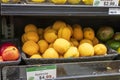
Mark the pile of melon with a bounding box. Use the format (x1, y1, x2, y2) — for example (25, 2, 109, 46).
(21, 20, 108, 59)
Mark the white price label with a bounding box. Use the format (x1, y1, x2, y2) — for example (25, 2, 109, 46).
(93, 0, 119, 6)
(26, 65, 56, 80)
(109, 8, 120, 15)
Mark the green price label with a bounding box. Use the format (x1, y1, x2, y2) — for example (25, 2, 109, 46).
(26, 65, 57, 80)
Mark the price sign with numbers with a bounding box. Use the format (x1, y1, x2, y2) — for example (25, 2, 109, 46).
(109, 8, 120, 15)
(26, 65, 56, 80)
(93, 0, 119, 6)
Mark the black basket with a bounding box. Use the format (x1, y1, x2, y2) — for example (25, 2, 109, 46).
(1, 60, 120, 80)
(21, 47, 118, 65)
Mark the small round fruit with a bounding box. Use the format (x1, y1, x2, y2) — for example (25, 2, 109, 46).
(80, 39, 93, 45)
(25, 31, 39, 42)
(51, 0, 67, 4)
(42, 48, 59, 58)
(52, 20, 66, 31)
(53, 38, 71, 55)
(22, 40, 39, 56)
(83, 27, 95, 40)
(92, 37, 99, 46)
(38, 39, 49, 54)
(0, 42, 16, 56)
(24, 24, 37, 33)
(30, 54, 42, 58)
(64, 47, 79, 58)
(44, 29, 57, 43)
(82, 0, 93, 5)
(78, 43, 94, 57)
(68, 0, 80, 4)
(94, 44, 107, 55)
(2, 0, 9, 3)
(31, 0, 45, 3)
(2, 46, 20, 61)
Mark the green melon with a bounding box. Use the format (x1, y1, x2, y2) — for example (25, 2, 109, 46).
(97, 26, 114, 42)
(106, 40, 120, 50)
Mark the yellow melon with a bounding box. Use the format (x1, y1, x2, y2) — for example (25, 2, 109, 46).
(80, 39, 93, 45)
(78, 43, 94, 57)
(94, 44, 107, 55)
(42, 48, 59, 58)
(68, 0, 80, 4)
(53, 38, 71, 55)
(64, 46, 79, 58)
(31, 0, 45, 2)
(30, 54, 42, 58)
(51, 0, 67, 4)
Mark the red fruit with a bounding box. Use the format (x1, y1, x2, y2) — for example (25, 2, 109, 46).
(0, 42, 15, 56)
(2, 46, 20, 61)
(0, 56, 3, 62)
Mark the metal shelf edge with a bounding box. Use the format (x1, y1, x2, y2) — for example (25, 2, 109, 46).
(1, 4, 120, 16)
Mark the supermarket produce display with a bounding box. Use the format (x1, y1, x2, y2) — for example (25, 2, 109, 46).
(19, 20, 118, 64)
(1, 0, 120, 79)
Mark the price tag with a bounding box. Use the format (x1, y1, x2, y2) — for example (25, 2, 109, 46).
(109, 8, 120, 15)
(26, 65, 56, 80)
(93, 0, 119, 6)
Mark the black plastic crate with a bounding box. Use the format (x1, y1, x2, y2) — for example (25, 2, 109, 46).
(2, 60, 120, 80)
(21, 47, 118, 65)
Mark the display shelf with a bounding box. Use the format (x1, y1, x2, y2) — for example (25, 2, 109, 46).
(1, 4, 120, 16)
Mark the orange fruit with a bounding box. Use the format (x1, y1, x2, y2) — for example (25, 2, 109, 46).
(73, 24, 83, 40)
(24, 24, 37, 33)
(38, 39, 49, 54)
(52, 20, 66, 31)
(22, 40, 39, 56)
(44, 29, 57, 43)
(92, 37, 99, 46)
(94, 44, 107, 55)
(83, 27, 95, 40)
(26, 31, 39, 42)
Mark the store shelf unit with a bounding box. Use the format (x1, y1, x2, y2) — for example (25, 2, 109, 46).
(1, 2, 120, 80)
(1, 4, 120, 16)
